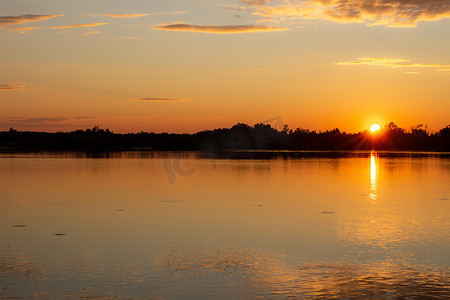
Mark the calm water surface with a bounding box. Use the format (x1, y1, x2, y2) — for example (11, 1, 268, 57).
(1, 151, 449, 299)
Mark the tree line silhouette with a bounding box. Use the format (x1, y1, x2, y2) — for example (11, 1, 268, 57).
(1, 122, 449, 151)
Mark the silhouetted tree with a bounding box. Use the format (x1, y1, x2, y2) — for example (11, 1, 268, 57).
(0, 122, 448, 151)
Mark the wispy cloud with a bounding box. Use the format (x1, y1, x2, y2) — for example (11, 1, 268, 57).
(105, 13, 150, 18)
(221, 5, 253, 13)
(238, 0, 450, 27)
(0, 83, 27, 90)
(0, 117, 86, 129)
(104, 11, 186, 18)
(153, 11, 187, 15)
(10, 117, 68, 124)
(51, 22, 107, 29)
(155, 23, 287, 33)
(239, 0, 271, 5)
(1, 117, 68, 127)
(0, 14, 63, 27)
(0, 116, 97, 128)
(135, 97, 191, 102)
(337, 57, 450, 70)
(82, 30, 100, 36)
(5, 26, 40, 33)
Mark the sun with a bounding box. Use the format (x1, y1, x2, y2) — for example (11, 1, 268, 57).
(370, 124, 381, 133)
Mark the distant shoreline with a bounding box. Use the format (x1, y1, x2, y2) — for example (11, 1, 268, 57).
(1, 122, 449, 152)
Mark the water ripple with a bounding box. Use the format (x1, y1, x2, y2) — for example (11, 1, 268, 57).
(161, 247, 450, 299)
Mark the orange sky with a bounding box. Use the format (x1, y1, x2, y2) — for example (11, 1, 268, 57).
(1, 0, 449, 133)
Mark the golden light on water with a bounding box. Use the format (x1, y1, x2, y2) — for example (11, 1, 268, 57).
(370, 151, 378, 201)
(370, 124, 381, 133)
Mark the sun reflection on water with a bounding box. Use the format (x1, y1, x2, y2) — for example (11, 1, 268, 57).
(160, 247, 450, 299)
(370, 151, 378, 202)
(1, 152, 449, 299)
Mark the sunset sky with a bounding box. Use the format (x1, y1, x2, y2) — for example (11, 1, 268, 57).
(1, 0, 449, 133)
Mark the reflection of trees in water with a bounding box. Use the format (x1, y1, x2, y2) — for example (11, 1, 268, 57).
(162, 247, 450, 299)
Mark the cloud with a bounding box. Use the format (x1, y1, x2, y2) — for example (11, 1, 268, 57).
(51, 22, 107, 29)
(151, 11, 187, 15)
(104, 11, 186, 18)
(221, 5, 253, 13)
(337, 57, 450, 69)
(4, 117, 68, 124)
(82, 30, 100, 35)
(0, 116, 94, 128)
(135, 97, 191, 102)
(239, 0, 271, 5)
(241, 0, 450, 27)
(0, 83, 27, 90)
(5, 26, 40, 33)
(0, 117, 83, 128)
(105, 13, 150, 18)
(0, 14, 63, 27)
(155, 23, 287, 33)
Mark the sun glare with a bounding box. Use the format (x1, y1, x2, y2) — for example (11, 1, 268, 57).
(370, 124, 381, 133)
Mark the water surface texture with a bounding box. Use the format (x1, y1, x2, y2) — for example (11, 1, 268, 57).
(1, 151, 449, 299)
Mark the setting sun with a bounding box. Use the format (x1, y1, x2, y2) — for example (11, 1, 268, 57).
(1, 0, 450, 298)
(370, 124, 381, 133)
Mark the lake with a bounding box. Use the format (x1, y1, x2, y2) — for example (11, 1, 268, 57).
(1, 151, 449, 299)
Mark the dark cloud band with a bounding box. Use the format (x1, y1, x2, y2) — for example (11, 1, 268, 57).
(0, 14, 63, 26)
(0, 83, 27, 90)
